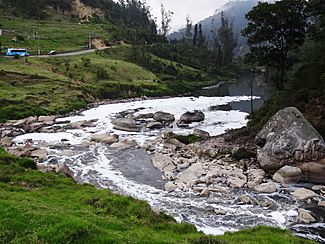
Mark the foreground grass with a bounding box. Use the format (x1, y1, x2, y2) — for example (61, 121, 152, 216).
(0, 148, 314, 243)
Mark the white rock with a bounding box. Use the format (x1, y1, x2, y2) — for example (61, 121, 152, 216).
(298, 208, 316, 224)
(164, 182, 177, 192)
(254, 182, 277, 193)
(291, 188, 317, 200)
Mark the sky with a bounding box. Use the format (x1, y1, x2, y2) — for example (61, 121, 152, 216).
(143, 0, 230, 32)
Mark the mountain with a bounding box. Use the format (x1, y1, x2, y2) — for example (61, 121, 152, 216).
(168, 0, 266, 56)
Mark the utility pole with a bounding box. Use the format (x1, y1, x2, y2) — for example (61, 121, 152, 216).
(36, 31, 40, 55)
(88, 32, 92, 49)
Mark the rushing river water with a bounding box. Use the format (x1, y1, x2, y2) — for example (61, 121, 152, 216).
(14, 75, 325, 242)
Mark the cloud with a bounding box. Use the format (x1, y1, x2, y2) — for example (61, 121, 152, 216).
(143, 0, 229, 31)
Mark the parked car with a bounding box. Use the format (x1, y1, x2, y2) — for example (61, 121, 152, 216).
(48, 50, 56, 55)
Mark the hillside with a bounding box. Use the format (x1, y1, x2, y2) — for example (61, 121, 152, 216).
(168, 0, 268, 56)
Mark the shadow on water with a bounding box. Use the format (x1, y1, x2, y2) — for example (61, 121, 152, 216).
(194, 72, 274, 113)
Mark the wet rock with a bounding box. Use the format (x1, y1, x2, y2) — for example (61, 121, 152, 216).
(214, 209, 226, 215)
(177, 163, 204, 183)
(111, 139, 137, 150)
(318, 201, 325, 207)
(153, 111, 175, 124)
(259, 198, 277, 210)
(292, 188, 317, 200)
(152, 153, 174, 171)
(200, 188, 210, 197)
(30, 149, 48, 161)
(20, 144, 36, 156)
(312, 185, 325, 191)
(29, 122, 46, 132)
(176, 120, 189, 128)
(273, 166, 302, 185)
(254, 182, 277, 193)
(299, 160, 325, 184)
(38, 116, 56, 123)
(256, 107, 325, 172)
(164, 171, 175, 181)
(298, 208, 316, 224)
(193, 129, 210, 140)
(146, 122, 163, 130)
(247, 169, 266, 188)
(112, 118, 141, 132)
(227, 173, 247, 188)
(55, 163, 75, 181)
(239, 195, 257, 205)
(0, 137, 13, 147)
(164, 181, 177, 192)
(135, 113, 154, 119)
(179, 110, 205, 124)
(91, 133, 119, 145)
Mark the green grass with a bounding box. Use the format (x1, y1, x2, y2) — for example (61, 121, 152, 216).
(0, 16, 111, 54)
(0, 147, 315, 243)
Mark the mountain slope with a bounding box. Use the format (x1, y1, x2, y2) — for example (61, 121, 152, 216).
(168, 0, 270, 56)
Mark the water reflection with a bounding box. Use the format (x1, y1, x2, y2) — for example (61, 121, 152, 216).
(195, 72, 274, 113)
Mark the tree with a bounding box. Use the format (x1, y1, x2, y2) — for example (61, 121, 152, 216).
(184, 15, 192, 41)
(242, 0, 309, 88)
(216, 12, 237, 68)
(197, 24, 205, 48)
(160, 3, 173, 36)
(193, 24, 198, 46)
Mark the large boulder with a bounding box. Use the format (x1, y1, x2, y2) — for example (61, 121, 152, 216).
(256, 107, 325, 172)
(273, 166, 302, 185)
(179, 110, 205, 124)
(153, 111, 175, 124)
(112, 118, 141, 132)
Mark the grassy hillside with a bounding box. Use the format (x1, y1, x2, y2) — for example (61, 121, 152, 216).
(0, 147, 314, 243)
(0, 16, 112, 54)
(0, 45, 218, 122)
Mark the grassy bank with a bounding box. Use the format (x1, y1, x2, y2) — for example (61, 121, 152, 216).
(0, 148, 314, 243)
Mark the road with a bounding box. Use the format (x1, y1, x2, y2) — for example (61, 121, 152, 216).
(0, 47, 111, 58)
(34, 47, 110, 58)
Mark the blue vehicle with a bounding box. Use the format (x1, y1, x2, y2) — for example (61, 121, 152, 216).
(6, 48, 29, 57)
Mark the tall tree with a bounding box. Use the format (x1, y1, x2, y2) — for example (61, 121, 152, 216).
(193, 24, 198, 46)
(160, 3, 173, 36)
(242, 0, 309, 88)
(184, 15, 193, 41)
(197, 24, 205, 48)
(216, 12, 237, 68)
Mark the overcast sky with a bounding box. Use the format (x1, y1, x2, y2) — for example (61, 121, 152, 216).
(143, 0, 230, 31)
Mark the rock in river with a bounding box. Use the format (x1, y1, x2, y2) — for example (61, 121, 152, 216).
(291, 188, 317, 200)
(273, 166, 302, 185)
(179, 110, 205, 124)
(256, 107, 325, 172)
(153, 111, 175, 124)
(112, 118, 141, 132)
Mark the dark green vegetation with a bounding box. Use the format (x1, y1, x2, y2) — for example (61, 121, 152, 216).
(164, 132, 204, 145)
(244, 0, 325, 137)
(0, 147, 314, 243)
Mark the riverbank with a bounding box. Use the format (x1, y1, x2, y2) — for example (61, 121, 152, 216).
(0, 96, 324, 242)
(0, 147, 314, 243)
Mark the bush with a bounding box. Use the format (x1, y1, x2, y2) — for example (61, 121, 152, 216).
(232, 148, 255, 161)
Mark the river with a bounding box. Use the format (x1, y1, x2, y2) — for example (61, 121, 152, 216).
(14, 74, 325, 242)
